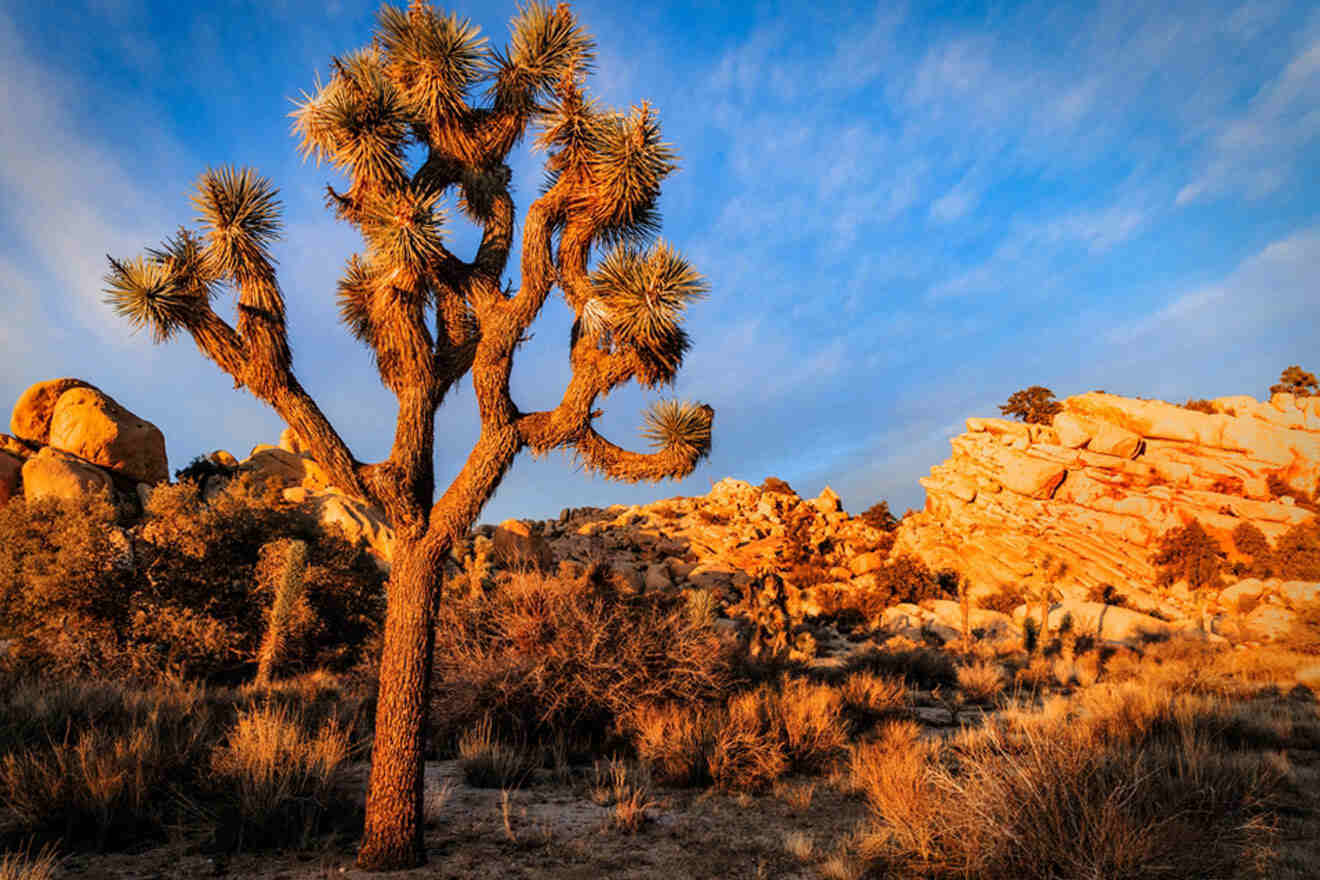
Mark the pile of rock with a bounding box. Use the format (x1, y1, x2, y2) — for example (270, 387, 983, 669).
(894, 392, 1319, 605)
(1, 378, 168, 510)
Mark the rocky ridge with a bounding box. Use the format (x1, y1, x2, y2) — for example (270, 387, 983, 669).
(894, 391, 1319, 604)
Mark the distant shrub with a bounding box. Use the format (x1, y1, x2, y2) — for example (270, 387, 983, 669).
(1274, 518, 1320, 581)
(1270, 364, 1317, 397)
(1182, 399, 1217, 414)
(1210, 475, 1245, 495)
(173, 454, 236, 486)
(1267, 473, 1320, 513)
(999, 386, 1062, 425)
(1151, 520, 1224, 591)
(861, 500, 899, 532)
(759, 476, 797, 496)
(979, 584, 1026, 614)
(1084, 583, 1126, 607)
(850, 554, 953, 619)
(1231, 522, 1275, 579)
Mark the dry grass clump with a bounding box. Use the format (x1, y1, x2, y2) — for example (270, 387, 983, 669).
(707, 690, 790, 792)
(432, 565, 734, 754)
(458, 717, 539, 790)
(589, 760, 656, 832)
(208, 702, 355, 849)
(783, 829, 814, 860)
(628, 702, 712, 787)
(839, 670, 906, 721)
(854, 681, 1287, 879)
(955, 659, 1004, 705)
(0, 848, 57, 880)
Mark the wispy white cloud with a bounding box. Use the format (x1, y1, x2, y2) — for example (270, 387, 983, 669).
(1108, 227, 1320, 344)
(1176, 30, 1320, 204)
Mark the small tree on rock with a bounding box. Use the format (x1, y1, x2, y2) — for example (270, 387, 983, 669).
(999, 386, 1062, 425)
(1151, 520, 1224, 591)
(103, 2, 713, 869)
(1271, 365, 1318, 397)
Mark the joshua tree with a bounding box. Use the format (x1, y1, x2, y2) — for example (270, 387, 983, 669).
(103, 2, 713, 868)
(999, 385, 1063, 425)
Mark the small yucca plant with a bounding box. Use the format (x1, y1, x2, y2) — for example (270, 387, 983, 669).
(255, 539, 310, 688)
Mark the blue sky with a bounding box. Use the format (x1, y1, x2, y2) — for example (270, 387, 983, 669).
(1, 0, 1317, 524)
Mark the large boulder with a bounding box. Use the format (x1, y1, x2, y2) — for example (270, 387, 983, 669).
(46, 386, 168, 485)
(21, 448, 114, 503)
(997, 453, 1067, 499)
(0, 451, 22, 505)
(241, 447, 331, 491)
(10, 378, 95, 446)
(312, 491, 395, 566)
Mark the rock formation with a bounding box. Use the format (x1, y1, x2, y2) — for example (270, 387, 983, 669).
(895, 391, 1319, 602)
(4, 378, 169, 506)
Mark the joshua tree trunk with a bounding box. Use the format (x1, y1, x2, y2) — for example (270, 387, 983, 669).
(359, 538, 440, 869)
(106, 2, 714, 870)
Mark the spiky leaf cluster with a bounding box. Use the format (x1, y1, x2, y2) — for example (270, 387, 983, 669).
(641, 400, 713, 461)
(337, 255, 377, 342)
(584, 104, 674, 243)
(491, 2, 595, 110)
(104, 231, 218, 343)
(360, 184, 447, 275)
(292, 50, 410, 184)
(193, 167, 283, 280)
(377, 4, 487, 127)
(590, 241, 705, 381)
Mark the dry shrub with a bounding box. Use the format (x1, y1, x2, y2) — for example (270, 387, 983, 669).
(956, 660, 1005, 705)
(1274, 519, 1320, 580)
(628, 702, 712, 787)
(772, 678, 850, 774)
(979, 584, 1025, 614)
(0, 676, 368, 853)
(433, 565, 734, 753)
(1151, 519, 1225, 591)
(0, 682, 216, 850)
(208, 702, 354, 849)
(850, 645, 957, 690)
(840, 670, 906, 721)
(0, 481, 383, 682)
(707, 690, 789, 792)
(1183, 399, 1217, 414)
(848, 555, 954, 619)
(852, 721, 940, 862)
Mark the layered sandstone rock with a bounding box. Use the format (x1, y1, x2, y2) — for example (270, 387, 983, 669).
(894, 391, 1319, 604)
